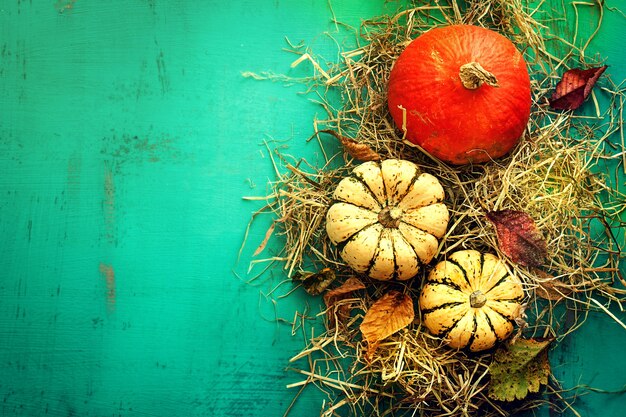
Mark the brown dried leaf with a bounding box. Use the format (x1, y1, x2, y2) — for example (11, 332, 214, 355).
(293, 268, 336, 296)
(360, 291, 414, 356)
(320, 129, 381, 161)
(323, 277, 366, 307)
(324, 277, 366, 328)
(536, 280, 572, 301)
(488, 338, 552, 402)
(549, 65, 608, 110)
(486, 210, 548, 268)
(253, 221, 276, 256)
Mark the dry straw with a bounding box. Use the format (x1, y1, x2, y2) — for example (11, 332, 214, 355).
(244, 0, 626, 416)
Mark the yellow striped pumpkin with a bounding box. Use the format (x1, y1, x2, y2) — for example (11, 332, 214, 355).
(325, 159, 449, 281)
(419, 250, 525, 351)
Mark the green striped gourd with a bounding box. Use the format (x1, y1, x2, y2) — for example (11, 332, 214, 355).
(419, 249, 525, 351)
(325, 159, 449, 281)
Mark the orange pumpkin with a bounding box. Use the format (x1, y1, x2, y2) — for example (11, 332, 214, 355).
(387, 25, 531, 165)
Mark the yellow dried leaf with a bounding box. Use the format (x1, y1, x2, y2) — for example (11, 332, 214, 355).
(360, 291, 414, 356)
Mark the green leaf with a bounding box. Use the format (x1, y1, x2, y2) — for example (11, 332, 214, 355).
(488, 338, 552, 402)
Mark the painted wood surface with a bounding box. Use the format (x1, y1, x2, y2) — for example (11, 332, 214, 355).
(0, 1, 625, 416)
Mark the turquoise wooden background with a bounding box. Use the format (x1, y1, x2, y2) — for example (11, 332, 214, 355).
(1, 1, 625, 416)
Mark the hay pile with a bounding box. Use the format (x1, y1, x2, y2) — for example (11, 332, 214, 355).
(244, 1, 626, 416)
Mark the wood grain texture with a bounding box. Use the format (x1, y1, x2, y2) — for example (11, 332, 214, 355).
(0, 1, 625, 416)
(0, 1, 392, 416)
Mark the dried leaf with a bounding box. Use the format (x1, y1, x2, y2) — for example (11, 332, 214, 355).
(534, 271, 572, 301)
(549, 65, 608, 110)
(320, 129, 381, 161)
(486, 210, 548, 268)
(324, 277, 366, 328)
(253, 221, 276, 256)
(488, 338, 552, 402)
(536, 280, 572, 301)
(323, 277, 366, 307)
(293, 268, 336, 296)
(360, 291, 414, 356)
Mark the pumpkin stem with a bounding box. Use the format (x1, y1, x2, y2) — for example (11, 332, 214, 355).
(459, 62, 499, 90)
(469, 290, 487, 308)
(378, 206, 403, 228)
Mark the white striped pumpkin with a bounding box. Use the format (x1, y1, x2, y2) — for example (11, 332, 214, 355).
(419, 250, 525, 351)
(325, 159, 449, 280)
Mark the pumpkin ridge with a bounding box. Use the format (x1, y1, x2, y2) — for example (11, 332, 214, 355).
(489, 308, 517, 328)
(482, 272, 513, 294)
(329, 199, 379, 214)
(465, 312, 479, 351)
(365, 227, 388, 279)
(397, 201, 449, 236)
(429, 311, 465, 339)
(397, 219, 431, 236)
(397, 223, 439, 264)
(398, 173, 445, 211)
(426, 276, 464, 293)
(391, 243, 401, 280)
(354, 160, 388, 207)
(390, 229, 421, 280)
(446, 258, 474, 290)
(487, 300, 522, 322)
(479, 252, 485, 286)
(390, 232, 414, 280)
(332, 177, 381, 211)
(482, 309, 501, 342)
(490, 296, 525, 304)
(484, 305, 516, 340)
(344, 174, 384, 212)
(393, 169, 423, 206)
(335, 222, 379, 251)
(421, 300, 465, 316)
(380, 160, 419, 206)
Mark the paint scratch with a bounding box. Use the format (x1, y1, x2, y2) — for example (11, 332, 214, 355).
(67, 153, 81, 198)
(55, 0, 78, 13)
(155, 49, 170, 95)
(101, 132, 182, 170)
(102, 163, 116, 245)
(99, 263, 116, 312)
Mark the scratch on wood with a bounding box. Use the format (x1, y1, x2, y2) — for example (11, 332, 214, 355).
(155, 49, 170, 95)
(103, 163, 116, 245)
(67, 153, 81, 198)
(55, 0, 77, 13)
(101, 132, 182, 169)
(146, 0, 157, 15)
(99, 263, 116, 312)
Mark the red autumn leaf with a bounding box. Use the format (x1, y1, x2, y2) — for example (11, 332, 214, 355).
(486, 210, 548, 268)
(549, 65, 607, 110)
